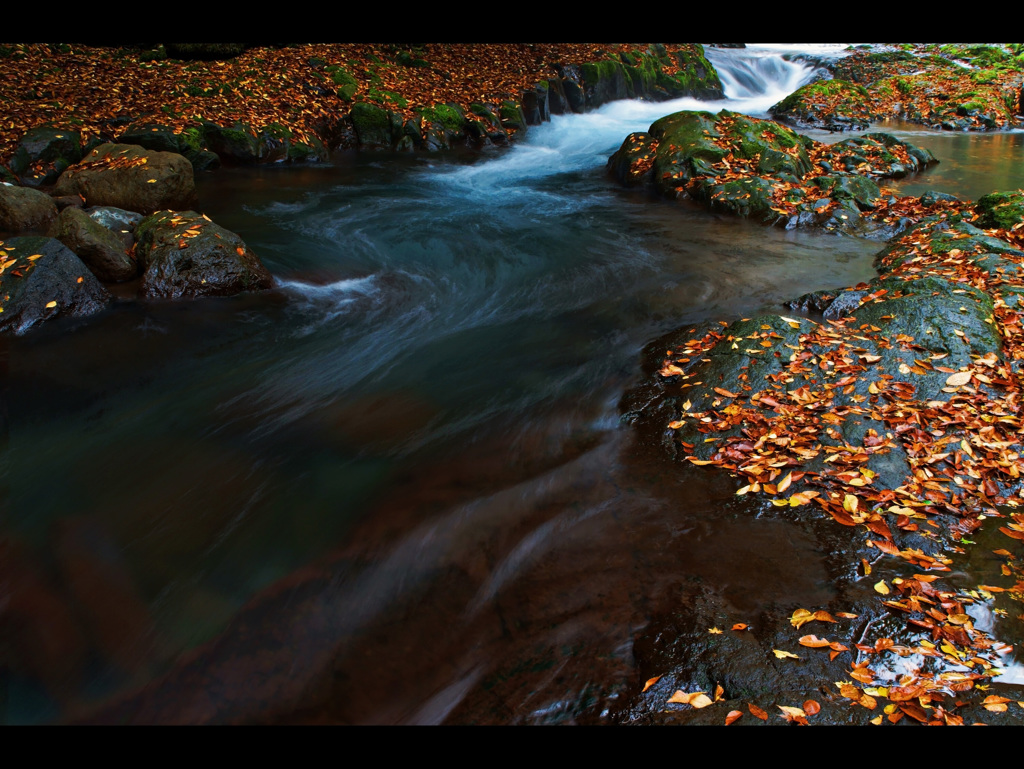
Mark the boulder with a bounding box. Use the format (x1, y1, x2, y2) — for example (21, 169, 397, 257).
(0, 183, 58, 233)
(0, 236, 111, 334)
(134, 210, 273, 299)
(203, 124, 261, 164)
(51, 207, 136, 282)
(770, 79, 875, 130)
(8, 127, 83, 187)
(975, 190, 1024, 230)
(350, 103, 394, 148)
(54, 144, 195, 215)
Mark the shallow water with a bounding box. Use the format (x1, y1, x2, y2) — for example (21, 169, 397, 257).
(3, 45, 1021, 724)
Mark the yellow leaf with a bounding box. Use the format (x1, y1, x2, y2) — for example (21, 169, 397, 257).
(870, 715, 882, 725)
(146, 179, 157, 183)
(709, 627, 723, 634)
(773, 649, 799, 659)
(874, 580, 890, 595)
(778, 705, 806, 718)
(945, 371, 971, 387)
(690, 693, 713, 709)
(45, 300, 57, 308)
(642, 675, 661, 693)
(777, 472, 793, 493)
(790, 609, 814, 629)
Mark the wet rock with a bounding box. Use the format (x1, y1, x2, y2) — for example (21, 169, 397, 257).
(919, 189, 961, 207)
(0, 183, 58, 233)
(52, 195, 85, 211)
(204, 123, 261, 164)
(8, 127, 83, 187)
(606, 132, 658, 186)
(135, 210, 273, 299)
(975, 189, 1024, 230)
(0, 236, 111, 335)
(53, 144, 195, 215)
(51, 206, 136, 282)
(771, 79, 874, 130)
(350, 102, 394, 148)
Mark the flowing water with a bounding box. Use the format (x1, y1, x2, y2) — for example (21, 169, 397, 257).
(3, 45, 1022, 724)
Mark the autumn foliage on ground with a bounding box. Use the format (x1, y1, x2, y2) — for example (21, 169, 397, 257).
(651, 201, 1024, 722)
(0, 42, 704, 163)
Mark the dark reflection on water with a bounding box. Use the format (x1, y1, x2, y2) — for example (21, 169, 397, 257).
(8, 112, 1020, 723)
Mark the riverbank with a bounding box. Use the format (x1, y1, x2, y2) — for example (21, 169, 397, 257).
(0, 42, 721, 169)
(611, 47, 1024, 724)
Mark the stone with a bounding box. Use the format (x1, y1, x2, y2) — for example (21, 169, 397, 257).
(51, 206, 136, 282)
(0, 183, 58, 233)
(0, 236, 111, 334)
(54, 144, 195, 215)
(135, 210, 273, 299)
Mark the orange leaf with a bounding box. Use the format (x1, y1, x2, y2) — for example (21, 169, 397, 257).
(236, 246, 246, 256)
(748, 703, 768, 720)
(725, 710, 742, 725)
(799, 635, 832, 648)
(803, 699, 820, 715)
(642, 675, 661, 693)
(732, 623, 748, 631)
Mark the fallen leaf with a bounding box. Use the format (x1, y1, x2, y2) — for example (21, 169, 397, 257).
(799, 635, 832, 648)
(945, 371, 971, 387)
(725, 710, 742, 725)
(45, 300, 57, 308)
(778, 705, 806, 718)
(732, 623, 748, 631)
(803, 699, 821, 715)
(709, 627, 723, 634)
(773, 649, 799, 659)
(748, 703, 768, 720)
(642, 675, 661, 693)
(874, 580, 890, 595)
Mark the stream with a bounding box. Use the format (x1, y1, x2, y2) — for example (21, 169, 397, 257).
(4, 44, 1023, 724)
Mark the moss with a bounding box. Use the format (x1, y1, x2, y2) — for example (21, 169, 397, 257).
(326, 65, 358, 88)
(418, 103, 465, 132)
(975, 190, 1024, 229)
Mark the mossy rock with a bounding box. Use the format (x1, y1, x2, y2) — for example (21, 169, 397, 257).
(770, 79, 873, 129)
(812, 173, 881, 210)
(975, 190, 1024, 230)
(499, 100, 527, 132)
(699, 176, 776, 219)
(607, 132, 658, 186)
(418, 103, 466, 133)
(326, 65, 358, 88)
(204, 124, 261, 164)
(9, 127, 83, 187)
(350, 102, 393, 148)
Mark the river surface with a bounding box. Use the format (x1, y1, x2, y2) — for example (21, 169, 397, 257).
(4, 45, 1022, 724)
